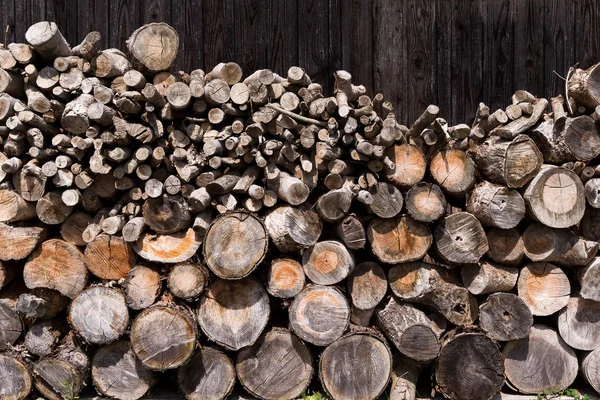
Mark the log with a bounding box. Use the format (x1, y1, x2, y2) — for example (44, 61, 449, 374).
(581, 348, 600, 395)
(13, 163, 47, 202)
(434, 212, 489, 264)
(36, 191, 73, 225)
(0, 354, 32, 400)
(267, 258, 305, 299)
(316, 188, 353, 222)
(479, 292, 533, 341)
(369, 181, 404, 218)
(466, 181, 525, 229)
(25, 21, 71, 60)
(0, 261, 17, 290)
(347, 261, 387, 315)
(127, 23, 179, 73)
(236, 329, 313, 400)
(177, 348, 236, 400)
(0, 69, 23, 97)
(203, 211, 268, 279)
(503, 324, 577, 394)
(92, 49, 131, 78)
(335, 215, 366, 249)
(486, 228, 524, 266)
(302, 240, 354, 285)
(167, 262, 208, 301)
(130, 304, 196, 370)
(367, 215, 432, 264)
(133, 228, 201, 263)
(461, 261, 518, 295)
(68, 286, 129, 344)
(557, 296, 600, 351)
(289, 285, 350, 346)
(24, 239, 87, 298)
(430, 149, 476, 196)
(585, 177, 600, 207)
(522, 222, 598, 266)
(142, 195, 192, 234)
(523, 165, 585, 228)
(16, 288, 69, 319)
(319, 329, 392, 400)
(122, 265, 161, 310)
(24, 319, 62, 357)
(0, 223, 45, 261)
(375, 297, 440, 362)
(32, 358, 83, 400)
(389, 355, 422, 400)
(0, 189, 36, 222)
(567, 61, 600, 108)
(517, 262, 570, 316)
(389, 262, 478, 325)
(434, 330, 504, 400)
(473, 134, 543, 188)
(84, 235, 135, 280)
(383, 144, 427, 188)
(61, 93, 95, 134)
(197, 278, 269, 351)
(579, 257, 600, 302)
(582, 208, 600, 242)
(405, 182, 446, 223)
(92, 340, 155, 400)
(0, 298, 22, 351)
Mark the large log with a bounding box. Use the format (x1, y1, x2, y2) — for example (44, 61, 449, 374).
(367, 215, 432, 264)
(384, 144, 427, 188)
(127, 23, 179, 74)
(466, 181, 525, 229)
(430, 149, 476, 196)
(25, 21, 71, 60)
(177, 348, 236, 400)
(479, 292, 533, 341)
(557, 296, 600, 351)
(433, 212, 488, 264)
(0, 354, 32, 400)
(517, 263, 570, 316)
(84, 235, 136, 280)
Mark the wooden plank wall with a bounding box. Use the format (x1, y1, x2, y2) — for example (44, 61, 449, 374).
(1, 0, 599, 125)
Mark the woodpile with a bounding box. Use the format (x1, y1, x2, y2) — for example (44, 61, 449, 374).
(2, 20, 600, 400)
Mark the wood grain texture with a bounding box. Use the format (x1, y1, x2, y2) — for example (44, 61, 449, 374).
(513, 0, 544, 97)
(298, 0, 329, 94)
(177, 348, 235, 400)
(171, 0, 202, 72)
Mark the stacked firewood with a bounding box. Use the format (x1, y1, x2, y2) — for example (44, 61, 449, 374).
(2, 20, 600, 400)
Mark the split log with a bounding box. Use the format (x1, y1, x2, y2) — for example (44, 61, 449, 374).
(133, 228, 202, 263)
(16, 288, 69, 319)
(557, 296, 600, 351)
(0, 189, 36, 222)
(461, 261, 518, 295)
(127, 23, 179, 74)
(0, 354, 32, 400)
(466, 181, 525, 229)
(384, 144, 427, 188)
(581, 348, 600, 395)
(579, 258, 600, 302)
(319, 330, 392, 400)
(472, 134, 543, 188)
(142, 195, 192, 234)
(479, 292, 533, 341)
(433, 212, 488, 264)
(503, 324, 578, 394)
(32, 358, 83, 400)
(367, 215, 432, 264)
(130, 304, 196, 370)
(0, 299, 22, 351)
(267, 258, 305, 299)
(486, 228, 524, 266)
(302, 240, 354, 285)
(522, 223, 598, 266)
(24, 319, 62, 357)
(434, 330, 504, 400)
(24, 239, 88, 298)
(92, 340, 155, 400)
(203, 211, 268, 279)
(389, 262, 478, 326)
(25, 21, 71, 60)
(0, 223, 45, 261)
(167, 262, 208, 301)
(177, 348, 236, 400)
(289, 285, 349, 346)
(375, 297, 440, 362)
(68, 286, 129, 344)
(84, 235, 135, 280)
(517, 263, 570, 316)
(236, 329, 313, 400)
(122, 265, 161, 310)
(405, 182, 446, 223)
(523, 165, 585, 228)
(430, 149, 476, 196)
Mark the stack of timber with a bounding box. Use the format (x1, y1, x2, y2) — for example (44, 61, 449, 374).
(2, 20, 600, 400)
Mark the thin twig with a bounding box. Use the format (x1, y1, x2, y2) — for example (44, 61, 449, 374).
(265, 103, 327, 127)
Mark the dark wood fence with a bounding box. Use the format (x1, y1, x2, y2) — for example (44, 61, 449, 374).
(1, 0, 599, 125)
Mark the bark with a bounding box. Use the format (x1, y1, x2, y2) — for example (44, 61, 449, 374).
(0, 299, 22, 351)
(16, 288, 68, 320)
(567, 61, 600, 109)
(24, 319, 62, 357)
(461, 261, 518, 295)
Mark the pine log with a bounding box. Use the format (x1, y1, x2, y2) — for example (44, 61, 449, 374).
(522, 222, 598, 266)
(0, 299, 22, 351)
(523, 165, 585, 228)
(236, 329, 313, 400)
(581, 348, 600, 395)
(133, 228, 201, 263)
(430, 149, 476, 196)
(375, 297, 440, 362)
(142, 195, 192, 234)
(466, 181, 525, 229)
(24, 239, 87, 298)
(289, 285, 349, 346)
(503, 324, 577, 394)
(177, 348, 236, 400)
(405, 182, 446, 223)
(319, 330, 392, 400)
(68, 286, 129, 344)
(24, 319, 62, 357)
(335, 215, 366, 249)
(84, 234, 135, 280)
(367, 215, 432, 264)
(473, 134, 543, 188)
(434, 212, 488, 264)
(479, 292, 533, 341)
(434, 330, 504, 400)
(16, 288, 69, 319)
(267, 258, 305, 298)
(122, 265, 161, 310)
(168, 262, 208, 301)
(517, 262, 570, 316)
(197, 278, 269, 350)
(389, 262, 478, 325)
(127, 23, 179, 73)
(32, 358, 83, 400)
(579, 257, 600, 302)
(384, 144, 427, 188)
(302, 240, 354, 285)
(557, 296, 600, 351)
(486, 228, 524, 266)
(0, 223, 45, 261)
(0, 354, 32, 400)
